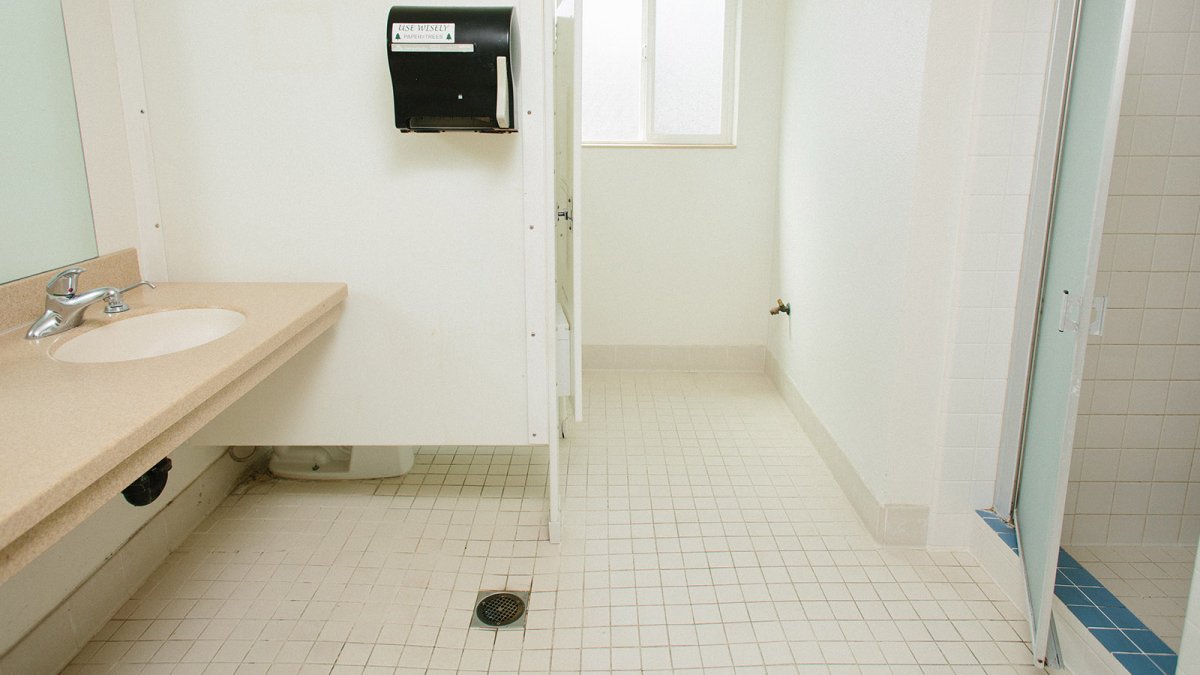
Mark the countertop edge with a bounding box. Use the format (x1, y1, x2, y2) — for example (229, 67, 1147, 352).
(0, 283, 346, 576)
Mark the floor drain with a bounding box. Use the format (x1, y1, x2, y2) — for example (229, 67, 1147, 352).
(471, 590, 528, 629)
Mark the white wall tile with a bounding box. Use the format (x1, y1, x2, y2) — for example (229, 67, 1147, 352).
(1126, 415, 1166, 447)
(1120, 195, 1164, 232)
(1145, 514, 1184, 542)
(1109, 272, 1152, 306)
(1179, 74, 1200, 113)
(1145, 33, 1192, 75)
(1132, 115, 1177, 153)
(1150, 0, 1197, 33)
(1174, 345, 1200, 377)
(1142, 309, 1184, 343)
(1151, 482, 1190, 514)
(1167, 380, 1200, 413)
(930, 0, 1055, 548)
(1114, 482, 1153, 514)
(1120, 448, 1159, 481)
(1159, 196, 1200, 233)
(1109, 514, 1148, 543)
(1182, 310, 1200, 342)
(1161, 415, 1200, 447)
(1166, 157, 1200, 194)
(1152, 237, 1195, 271)
(1130, 380, 1171, 413)
(1172, 116, 1200, 154)
(1135, 345, 1177, 379)
(1116, 233, 1159, 270)
(1146, 272, 1189, 306)
(1138, 75, 1184, 115)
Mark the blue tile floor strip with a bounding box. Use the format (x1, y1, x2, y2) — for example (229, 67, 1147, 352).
(975, 509, 1178, 675)
(977, 508, 1019, 554)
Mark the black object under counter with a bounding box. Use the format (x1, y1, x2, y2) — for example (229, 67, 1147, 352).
(386, 6, 517, 132)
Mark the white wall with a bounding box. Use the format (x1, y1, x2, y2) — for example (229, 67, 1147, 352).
(133, 0, 553, 446)
(581, 0, 784, 350)
(767, 0, 984, 543)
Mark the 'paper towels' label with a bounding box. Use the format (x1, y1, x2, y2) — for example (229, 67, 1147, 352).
(392, 23, 455, 44)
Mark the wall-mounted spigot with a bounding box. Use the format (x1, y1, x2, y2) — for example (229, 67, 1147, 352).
(769, 299, 791, 316)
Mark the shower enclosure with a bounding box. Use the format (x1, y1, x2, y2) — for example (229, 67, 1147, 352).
(1000, 0, 1200, 670)
(1061, 0, 1200, 654)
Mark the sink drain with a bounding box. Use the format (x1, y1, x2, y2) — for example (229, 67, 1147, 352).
(471, 591, 528, 629)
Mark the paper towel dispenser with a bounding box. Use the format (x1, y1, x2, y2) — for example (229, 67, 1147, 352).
(386, 6, 517, 132)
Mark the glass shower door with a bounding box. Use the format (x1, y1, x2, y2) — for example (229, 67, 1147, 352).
(1014, 0, 1135, 664)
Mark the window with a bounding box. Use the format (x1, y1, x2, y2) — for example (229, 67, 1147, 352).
(582, 0, 739, 145)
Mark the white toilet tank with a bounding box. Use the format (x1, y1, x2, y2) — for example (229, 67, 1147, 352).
(268, 446, 415, 480)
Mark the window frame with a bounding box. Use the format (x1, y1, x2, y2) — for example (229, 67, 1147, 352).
(583, 0, 741, 148)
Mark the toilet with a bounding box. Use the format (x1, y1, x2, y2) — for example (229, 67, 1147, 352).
(268, 445, 415, 480)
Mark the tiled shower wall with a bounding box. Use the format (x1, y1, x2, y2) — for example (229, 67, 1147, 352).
(1063, 0, 1200, 547)
(929, 0, 1054, 547)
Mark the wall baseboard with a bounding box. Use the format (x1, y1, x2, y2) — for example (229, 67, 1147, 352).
(0, 450, 264, 675)
(582, 344, 766, 372)
(765, 350, 930, 547)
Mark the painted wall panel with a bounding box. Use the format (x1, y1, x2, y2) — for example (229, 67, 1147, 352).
(767, 0, 972, 515)
(133, 0, 551, 445)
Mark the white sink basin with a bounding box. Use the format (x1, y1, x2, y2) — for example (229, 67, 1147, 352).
(52, 308, 246, 364)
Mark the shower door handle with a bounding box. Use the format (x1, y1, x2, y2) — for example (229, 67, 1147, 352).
(1057, 292, 1084, 333)
(1088, 295, 1107, 336)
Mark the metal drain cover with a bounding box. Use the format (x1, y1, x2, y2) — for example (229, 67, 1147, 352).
(471, 590, 528, 629)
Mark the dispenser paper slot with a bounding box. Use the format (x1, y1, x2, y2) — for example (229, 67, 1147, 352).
(390, 43, 475, 53)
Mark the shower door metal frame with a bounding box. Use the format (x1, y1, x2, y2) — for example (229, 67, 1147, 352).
(993, 0, 1083, 522)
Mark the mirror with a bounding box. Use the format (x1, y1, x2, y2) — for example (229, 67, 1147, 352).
(0, 0, 98, 284)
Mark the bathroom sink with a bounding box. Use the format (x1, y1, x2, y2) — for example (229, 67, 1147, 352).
(52, 308, 246, 364)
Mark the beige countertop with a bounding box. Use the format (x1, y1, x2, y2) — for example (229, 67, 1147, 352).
(0, 281, 346, 581)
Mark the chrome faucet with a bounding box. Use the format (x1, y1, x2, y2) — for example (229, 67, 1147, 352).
(26, 268, 157, 339)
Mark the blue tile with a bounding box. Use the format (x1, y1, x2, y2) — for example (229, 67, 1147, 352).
(1056, 570, 1072, 585)
(1059, 550, 1082, 568)
(1090, 628, 1139, 652)
(1067, 605, 1116, 628)
(1055, 585, 1092, 606)
(1125, 629, 1173, 656)
(1061, 566, 1101, 587)
(1149, 653, 1178, 674)
(1114, 652, 1164, 675)
(1082, 585, 1124, 608)
(1102, 606, 1150, 631)
(999, 532, 1018, 548)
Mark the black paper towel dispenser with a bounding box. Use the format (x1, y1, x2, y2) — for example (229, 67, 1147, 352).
(387, 6, 517, 132)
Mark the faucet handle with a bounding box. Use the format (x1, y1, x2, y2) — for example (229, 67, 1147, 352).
(46, 267, 86, 297)
(105, 281, 157, 314)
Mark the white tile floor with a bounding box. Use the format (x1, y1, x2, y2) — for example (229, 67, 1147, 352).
(1064, 544, 1197, 651)
(68, 371, 1042, 674)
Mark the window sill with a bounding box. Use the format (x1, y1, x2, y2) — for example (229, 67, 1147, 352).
(582, 143, 738, 149)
